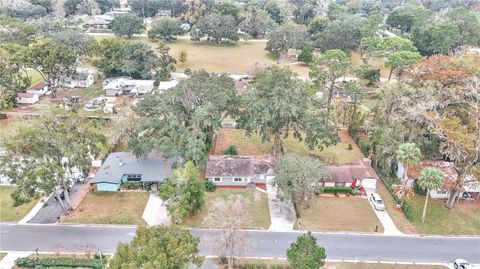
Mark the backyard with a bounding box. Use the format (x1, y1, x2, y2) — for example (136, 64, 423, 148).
(212, 128, 364, 164)
(181, 189, 271, 229)
(62, 191, 149, 225)
(0, 186, 40, 222)
(294, 196, 384, 233)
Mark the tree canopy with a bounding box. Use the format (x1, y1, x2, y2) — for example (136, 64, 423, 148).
(129, 70, 237, 164)
(238, 65, 339, 156)
(191, 13, 238, 43)
(266, 24, 306, 55)
(159, 161, 205, 223)
(109, 225, 204, 269)
(287, 231, 326, 269)
(148, 16, 185, 40)
(110, 13, 144, 38)
(274, 154, 329, 211)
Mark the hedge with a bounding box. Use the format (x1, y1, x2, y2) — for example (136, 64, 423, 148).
(320, 186, 353, 194)
(15, 257, 105, 269)
(237, 264, 292, 269)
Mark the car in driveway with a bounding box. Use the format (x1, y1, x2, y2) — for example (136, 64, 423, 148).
(369, 193, 385, 211)
(454, 259, 474, 269)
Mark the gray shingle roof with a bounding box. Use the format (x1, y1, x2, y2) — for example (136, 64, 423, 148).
(205, 155, 274, 178)
(90, 152, 173, 184)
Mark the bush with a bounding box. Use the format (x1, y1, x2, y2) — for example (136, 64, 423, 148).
(223, 145, 238, 155)
(15, 257, 105, 269)
(351, 187, 361, 196)
(413, 180, 427, 195)
(122, 181, 142, 190)
(320, 186, 353, 194)
(205, 181, 216, 191)
(357, 139, 371, 156)
(347, 143, 353, 150)
(219, 255, 228, 264)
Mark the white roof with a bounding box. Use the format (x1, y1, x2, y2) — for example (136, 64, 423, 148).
(171, 72, 188, 80)
(158, 80, 179, 90)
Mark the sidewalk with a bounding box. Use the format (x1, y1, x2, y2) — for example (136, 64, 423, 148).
(266, 177, 296, 232)
(0, 252, 32, 269)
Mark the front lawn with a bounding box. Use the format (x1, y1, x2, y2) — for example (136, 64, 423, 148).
(324, 263, 448, 269)
(294, 196, 384, 233)
(212, 128, 364, 164)
(62, 191, 149, 225)
(403, 195, 480, 235)
(181, 189, 271, 229)
(0, 186, 40, 222)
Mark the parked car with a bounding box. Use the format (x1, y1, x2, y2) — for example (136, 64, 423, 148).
(454, 259, 474, 269)
(369, 193, 385, 211)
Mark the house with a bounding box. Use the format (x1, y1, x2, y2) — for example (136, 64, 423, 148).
(62, 72, 94, 88)
(103, 78, 154, 96)
(16, 93, 39, 104)
(170, 72, 189, 81)
(158, 80, 179, 92)
(89, 152, 173, 191)
(398, 160, 480, 199)
(83, 15, 114, 30)
(205, 155, 274, 190)
(321, 158, 379, 189)
(26, 82, 48, 96)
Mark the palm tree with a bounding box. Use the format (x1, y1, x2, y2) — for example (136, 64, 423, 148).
(395, 143, 421, 206)
(417, 167, 444, 223)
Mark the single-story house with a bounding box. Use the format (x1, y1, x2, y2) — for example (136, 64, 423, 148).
(321, 158, 379, 189)
(89, 152, 173, 191)
(398, 160, 480, 199)
(83, 15, 114, 29)
(26, 82, 48, 96)
(205, 155, 274, 190)
(103, 78, 154, 96)
(62, 72, 94, 88)
(16, 93, 39, 104)
(170, 72, 188, 81)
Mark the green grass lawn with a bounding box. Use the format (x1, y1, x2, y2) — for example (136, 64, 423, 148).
(62, 191, 149, 225)
(0, 186, 40, 222)
(212, 128, 364, 164)
(295, 196, 384, 233)
(404, 195, 480, 235)
(0, 119, 36, 140)
(22, 69, 44, 86)
(182, 189, 271, 229)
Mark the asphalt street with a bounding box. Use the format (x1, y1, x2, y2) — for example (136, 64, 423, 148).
(1, 224, 479, 264)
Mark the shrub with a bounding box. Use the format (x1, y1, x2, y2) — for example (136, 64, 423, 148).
(223, 145, 238, 155)
(320, 186, 353, 194)
(357, 139, 371, 156)
(347, 143, 353, 150)
(205, 181, 216, 191)
(219, 255, 228, 264)
(15, 257, 104, 269)
(413, 180, 427, 195)
(351, 187, 361, 196)
(122, 181, 142, 190)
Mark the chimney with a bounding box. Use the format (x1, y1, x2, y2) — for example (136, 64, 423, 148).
(119, 160, 124, 166)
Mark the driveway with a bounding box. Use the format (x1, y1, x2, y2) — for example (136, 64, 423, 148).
(266, 177, 296, 231)
(142, 192, 170, 226)
(28, 182, 87, 224)
(365, 188, 403, 236)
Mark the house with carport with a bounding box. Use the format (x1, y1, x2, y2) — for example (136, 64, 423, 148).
(89, 152, 173, 191)
(321, 158, 379, 190)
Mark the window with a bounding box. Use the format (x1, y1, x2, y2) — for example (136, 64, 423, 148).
(213, 177, 221, 182)
(234, 177, 243, 182)
(437, 190, 447, 194)
(335, 182, 346, 187)
(126, 174, 142, 181)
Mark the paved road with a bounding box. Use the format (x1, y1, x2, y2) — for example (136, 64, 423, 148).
(1, 224, 479, 264)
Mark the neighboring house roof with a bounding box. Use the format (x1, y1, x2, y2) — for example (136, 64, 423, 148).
(408, 160, 457, 182)
(17, 93, 36, 98)
(90, 152, 173, 184)
(103, 78, 154, 94)
(65, 72, 91, 82)
(205, 155, 274, 178)
(28, 82, 47, 90)
(324, 159, 378, 183)
(171, 72, 188, 80)
(158, 80, 179, 91)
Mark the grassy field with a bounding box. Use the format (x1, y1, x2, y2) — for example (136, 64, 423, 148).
(294, 196, 383, 232)
(62, 192, 149, 225)
(23, 69, 44, 86)
(0, 119, 36, 140)
(212, 128, 364, 164)
(182, 189, 271, 229)
(404, 195, 480, 235)
(0, 186, 40, 222)
(92, 35, 394, 77)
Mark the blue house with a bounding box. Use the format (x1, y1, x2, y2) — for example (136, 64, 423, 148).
(90, 152, 173, 191)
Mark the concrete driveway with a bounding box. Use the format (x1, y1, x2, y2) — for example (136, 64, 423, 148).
(266, 177, 296, 231)
(365, 188, 403, 236)
(142, 192, 170, 226)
